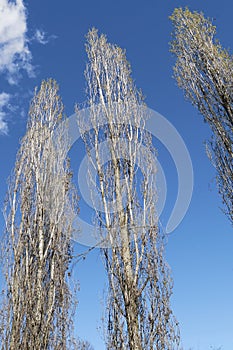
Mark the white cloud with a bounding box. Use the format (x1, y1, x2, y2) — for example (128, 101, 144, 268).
(33, 29, 57, 45)
(0, 1, 56, 134)
(0, 92, 11, 134)
(34, 29, 48, 45)
(0, 0, 33, 84)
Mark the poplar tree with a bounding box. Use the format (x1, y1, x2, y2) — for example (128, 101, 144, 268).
(78, 29, 180, 350)
(170, 8, 233, 224)
(2, 79, 78, 349)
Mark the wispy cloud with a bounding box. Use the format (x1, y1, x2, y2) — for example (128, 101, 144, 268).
(0, 92, 11, 135)
(33, 29, 57, 45)
(0, 0, 34, 85)
(34, 29, 48, 44)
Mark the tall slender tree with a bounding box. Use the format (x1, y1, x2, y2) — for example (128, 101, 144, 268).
(1, 79, 78, 349)
(78, 28, 180, 350)
(170, 8, 233, 224)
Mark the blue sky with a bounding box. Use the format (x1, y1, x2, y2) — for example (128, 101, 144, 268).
(0, 0, 233, 349)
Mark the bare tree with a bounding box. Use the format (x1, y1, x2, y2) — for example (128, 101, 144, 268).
(1, 79, 78, 349)
(170, 8, 233, 224)
(78, 28, 180, 350)
(76, 338, 94, 350)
